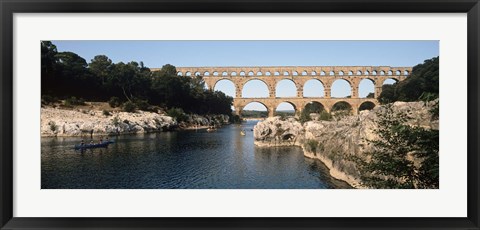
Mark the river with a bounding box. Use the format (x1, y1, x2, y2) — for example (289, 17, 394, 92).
(41, 120, 351, 189)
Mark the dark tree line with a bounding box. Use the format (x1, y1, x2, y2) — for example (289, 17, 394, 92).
(41, 41, 233, 116)
(379, 56, 439, 104)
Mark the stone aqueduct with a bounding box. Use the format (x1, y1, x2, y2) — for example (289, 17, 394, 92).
(151, 66, 412, 117)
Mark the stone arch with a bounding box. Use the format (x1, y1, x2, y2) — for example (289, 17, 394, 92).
(303, 79, 325, 97)
(388, 70, 393, 75)
(383, 78, 399, 85)
(372, 70, 377, 75)
(329, 71, 335, 76)
(240, 71, 246, 76)
(283, 71, 289, 76)
(275, 101, 297, 116)
(356, 70, 362, 75)
(257, 71, 263, 76)
(177, 72, 183, 76)
(213, 71, 219, 76)
(292, 71, 298, 76)
(222, 71, 228, 76)
(231, 71, 237, 76)
(312, 71, 317, 76)
(320, 71, 325, 76)
(331, 101, 353, 115)
(248, 71, 255, 76)
(395, 70, 401, 75)
(380, 70, 385, 75)
(265, 71, 271, 76)
(301, 70, 308, 76)
(404, 70, 409, 75)
(276, 79, 297, 98)
(364, 70, 370, 75)
(194, 71, 201, 76)
(241, 101, 269, 118)
(242, 79, 270, 98)
(185, 71, 191, 77)
(213, 79, 236, 98)
(304, 101, 327, 113)
(359, 101, 376, 112)
(359, 78, 375, 98)
(339, 71, 344, 76)
(348, 71, 353, 75)
(331, 79, 353, 98)
(274, 71, 280, 76)
(204, 71, 210, 76)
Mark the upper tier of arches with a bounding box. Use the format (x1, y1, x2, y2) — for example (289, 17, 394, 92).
(173, 66, 412, 77)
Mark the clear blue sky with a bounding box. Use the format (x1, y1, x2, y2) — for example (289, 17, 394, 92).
(53, 40, 439, 111)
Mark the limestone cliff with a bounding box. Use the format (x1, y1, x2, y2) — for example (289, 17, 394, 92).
(253, 100, 439, 188)
(41, 107, 229, 137)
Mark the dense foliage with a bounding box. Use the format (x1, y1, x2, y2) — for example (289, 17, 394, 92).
(378, 57, 439, 104)
(354, 104, 439, 189)
(41, 41, 233, 116)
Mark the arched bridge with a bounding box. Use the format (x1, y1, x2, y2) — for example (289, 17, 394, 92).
(151, 66, 412, 117)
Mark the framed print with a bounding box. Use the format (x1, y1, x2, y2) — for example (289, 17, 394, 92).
(1, 0, 479, 229)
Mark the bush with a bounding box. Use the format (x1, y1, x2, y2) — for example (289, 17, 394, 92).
(122, 101, 136, 112)
(64, 96, 85, 106)
(319, 111, 332, 121)
(111, 116, 120, 126)
(134, 98, 149, 111)
(102, 110, 111, 116)
(353, 104, 439, 189)
(299, 110, 311, 124)
(167, 108, 188, 122)
(48, 121, 57, 132)
(230, 114, 241, 124)
(108, 97, 121, 108)
(304, 139, 319, 154)
(41, 95, 58, 105)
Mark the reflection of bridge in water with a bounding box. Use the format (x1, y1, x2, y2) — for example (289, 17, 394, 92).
(151, 66, 412, 117)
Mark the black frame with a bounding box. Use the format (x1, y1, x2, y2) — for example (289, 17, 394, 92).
(1, 0, 479, 229)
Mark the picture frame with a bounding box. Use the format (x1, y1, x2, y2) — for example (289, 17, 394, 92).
(1, 0, 479, 229)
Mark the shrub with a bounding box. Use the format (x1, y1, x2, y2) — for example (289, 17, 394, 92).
(64, 96, 86, 106)
(111, 116, 120, 126)
(167, 108, 187, 122)
(305, 139, 319, 154)
(48, 121, 57, 132)
(41, 95, 58, 105)
(102, 110, 111, 116)
(108, 97, 122, 108)
(230, 114, 241, 124)
(122, 101, 136, 112)
(319, 111, 332, 121)
(299, 110, 311, 124)
(133, 99, 149, 111)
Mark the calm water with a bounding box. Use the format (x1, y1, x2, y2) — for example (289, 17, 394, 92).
(41, 120, 351, 189)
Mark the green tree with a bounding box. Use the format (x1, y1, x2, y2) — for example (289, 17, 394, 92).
(108, 61, 151, 102)
(355, 105, 439, 189)
(89, 55, 113, 85)
(379, 56, 439, 103)
(41, 41, 59, 94)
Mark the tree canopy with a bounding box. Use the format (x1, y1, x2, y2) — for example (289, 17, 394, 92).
(378, 57, 439, 104)
(41, 41, 233, 116)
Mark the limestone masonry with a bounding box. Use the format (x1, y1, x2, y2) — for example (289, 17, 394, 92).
(151, 66, 412, 116)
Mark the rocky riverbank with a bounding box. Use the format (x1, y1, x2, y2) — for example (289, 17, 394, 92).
(253, 100, 439, 188)
(41, 107, 229, 137)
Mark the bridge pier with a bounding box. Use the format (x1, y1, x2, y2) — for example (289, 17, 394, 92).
(268, 107, 275, 117)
